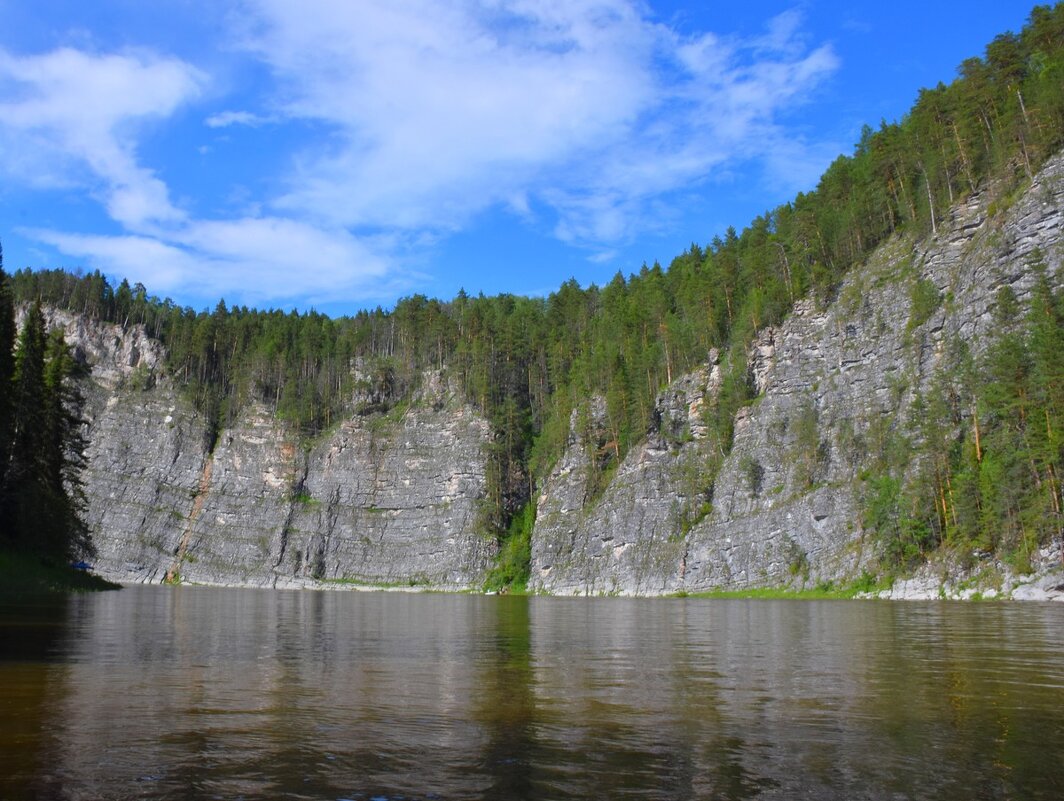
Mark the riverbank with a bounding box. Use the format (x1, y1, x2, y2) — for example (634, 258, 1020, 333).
(0, 551, 121, 599)
(80, 537, 1064, 601)
(675, 544, 1064, 602)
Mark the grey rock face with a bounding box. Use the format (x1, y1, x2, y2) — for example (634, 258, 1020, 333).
(50, 153, 1064, 596)
(83, 385, 209, 583)
(532, 153, 1064, 596)
(70, 338, 496, 587)
(149, 396, 496, 589)
(283, 401, 496, 589)
(530, 362, 722, 595)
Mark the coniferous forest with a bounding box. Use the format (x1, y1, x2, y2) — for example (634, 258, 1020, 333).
(5, 4, 1064, 581)
(0, 251, 92, 566)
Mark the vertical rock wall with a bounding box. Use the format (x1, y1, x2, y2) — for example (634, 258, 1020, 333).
(39, 152, 1064, 595)
(531, 153, 1064, 595)
(67, 330, 496, 588)
(530, 364, 722, 595)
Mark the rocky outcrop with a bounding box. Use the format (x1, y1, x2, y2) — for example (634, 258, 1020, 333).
(866, 541, 1064, 601)
(35, 307, 166, 389)
(43, 153, 1063, 596)
(530, 361, 722, 595)
(531, 153, 1064, 596)
(61, 316, 497, 587)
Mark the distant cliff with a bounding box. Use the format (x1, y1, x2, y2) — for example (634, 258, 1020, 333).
(37, 152, 1064, 599)
(530, 151, 1064, 600)
(33, 312, 496, 589)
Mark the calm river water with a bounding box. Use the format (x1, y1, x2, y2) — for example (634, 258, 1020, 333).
(2, 586, 1063, 800)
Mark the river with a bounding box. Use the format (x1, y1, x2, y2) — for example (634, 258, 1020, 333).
(2, 586, 1063, 800)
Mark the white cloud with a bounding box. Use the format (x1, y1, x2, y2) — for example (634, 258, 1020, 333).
(2, 2, 840, 308)
(28, 217, 397, 307)
(1, 45, 399, 306)
(204, 109, 270, 128)
(0, 47, 205, 228)
(244, 0, 657, 231)
(239, 0, 838, 245)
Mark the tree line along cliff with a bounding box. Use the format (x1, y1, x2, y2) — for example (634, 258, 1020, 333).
(0, 261, 91, 566)
(5, 4, 1063, 589)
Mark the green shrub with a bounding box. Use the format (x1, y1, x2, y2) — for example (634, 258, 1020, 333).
(483, 502, 535, 592)
(907, 277, 942, 332)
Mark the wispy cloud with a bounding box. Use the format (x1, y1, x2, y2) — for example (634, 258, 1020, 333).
(241, 0, 837, 244)
(0, 1, 838, 307)
(0, 47, 204, 228)
(27, 218, 395, 307)
(204, 109, 271, 128)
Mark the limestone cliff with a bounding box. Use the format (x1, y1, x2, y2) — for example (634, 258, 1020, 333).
(531, 152, 1064, 597)
(48, 313, 497, 588)
(41, 153, 1064, 598)
(530, 366, 721, 596)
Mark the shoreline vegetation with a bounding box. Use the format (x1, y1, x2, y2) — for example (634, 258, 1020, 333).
(0, 551, 120, 600)
(118, 557, 1063, 601)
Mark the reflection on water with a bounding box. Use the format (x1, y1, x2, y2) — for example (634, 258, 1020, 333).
(2, 587, 1063, 800)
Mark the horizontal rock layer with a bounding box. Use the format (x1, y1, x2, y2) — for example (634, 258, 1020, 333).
(532, 153, 1064, 596)
(69, 331, 496, 588)
(43, 153, 1064, 597)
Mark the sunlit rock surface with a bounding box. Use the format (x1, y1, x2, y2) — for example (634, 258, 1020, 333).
(531, 153, 1064, 596)
(46, 153, 1064, 595)
(77, 361, 495, 588)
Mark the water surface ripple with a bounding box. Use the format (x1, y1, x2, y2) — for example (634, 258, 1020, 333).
(2, 587, 1063, 799)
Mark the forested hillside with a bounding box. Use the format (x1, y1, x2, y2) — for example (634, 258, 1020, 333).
(862, 270, 1063, 573)
(9, 4, 1064, 578)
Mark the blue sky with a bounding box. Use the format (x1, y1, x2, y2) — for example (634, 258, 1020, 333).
(0, 1, 1040, 316)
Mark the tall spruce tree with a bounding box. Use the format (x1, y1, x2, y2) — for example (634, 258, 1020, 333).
(0, 302, 91, 561)
(43, 329, 91, 560)
(0, 244, 17, 492)
(2, 303, 49, 553)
